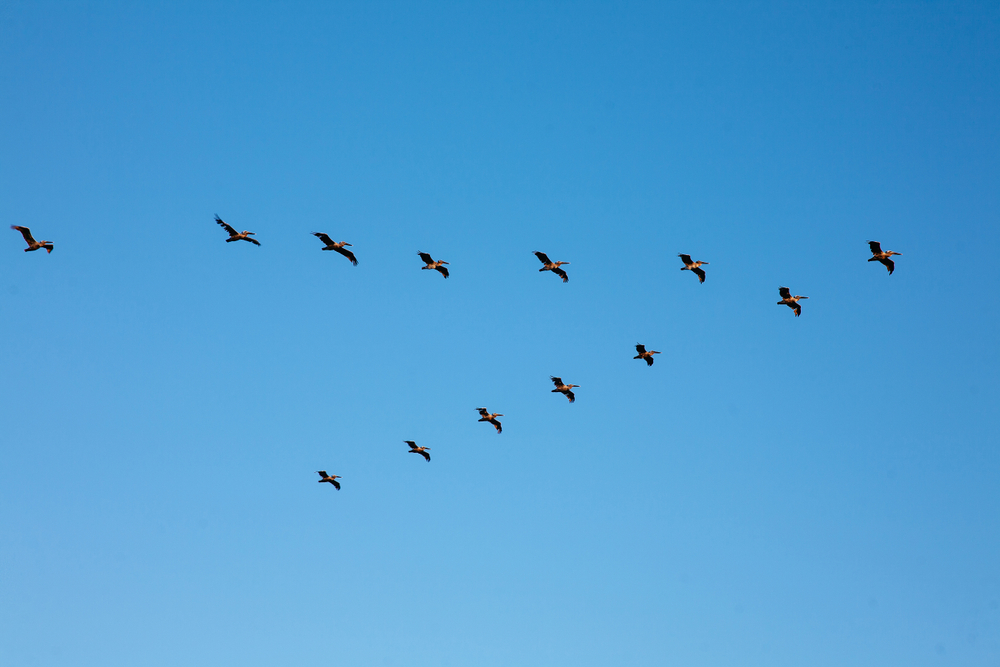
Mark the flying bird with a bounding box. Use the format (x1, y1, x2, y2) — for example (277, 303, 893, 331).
(867, 241, 901, 275)
(11, 226, 53, 253)
(313, 233, 357, 265)
(215, 215, 260, 245)
(418, 252, 449, 278)
(633, 343, 660, 366)
(777, 286, 809, 317)
(533, 251, 570, 283)
(678, 254, 708, 283)
(476, 408, 503, 433)
(405, 440, 431, 461)
(550, 376, 579, 403)
(316, 471, 342, 490)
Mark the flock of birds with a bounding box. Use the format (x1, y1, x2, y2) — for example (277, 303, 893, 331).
(10, 219, 903, 492)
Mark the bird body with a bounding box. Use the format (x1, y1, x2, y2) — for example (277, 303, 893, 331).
(678, 254, 708, 283)
(313, 232, 357, 265)
(316, 471, 342, 490)
(533, 251, 570, 282)
(418, 252, 449, 278)
(11, 226, 53, 253)
(867, 241, 901, 274)
(633, 343, 660, 366)
(476, 408, 503, 433)
(777, 286, 808, 316)
(215, 215, 260, 245)
(550, 376, 579, 402)
(406, 440, 431, 461)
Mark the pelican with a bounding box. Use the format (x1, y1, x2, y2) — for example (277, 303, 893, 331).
(633, 343, 660, 366)
(316, 471, 342, 490)
(406, 440, 431, 461)
(313, 232, 357, 265)
(867, 241, 901, 275)
(777, 286, 808, 316)
(418, 252, 449, 278)
(11, 226, 53, 253)
(533, 251, 569, 282)
(215, 215, 260, 245)
(678, 254, 708, 283)
(476, 408, 503, 434)
(550, 376, 579, 403)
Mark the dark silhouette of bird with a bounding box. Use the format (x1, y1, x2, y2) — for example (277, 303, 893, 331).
(215, 215, 260, 245)
(550, 376, 579, 403)
(777, 286, 808, 316)
(406, 440, 431, 461)
(418, 252, 449, 278)
(678, 254, 708, 283)
(533, 251, 569, 282)
(313, 233, 357, 265)
(476, 408, 503, 433)
(633, 343, 660, 366)
(11, 226, 53, 253)
(867, 241, 901, 275)
(316, 471, 342, 490)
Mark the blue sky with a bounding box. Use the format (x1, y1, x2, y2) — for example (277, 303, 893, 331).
(1, 1, 998, 665)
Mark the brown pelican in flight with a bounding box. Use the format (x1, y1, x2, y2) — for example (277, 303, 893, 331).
(215, 215, 260, 245)
(633, 343, 660, 366)
(550, 376, 579, 403)
(867, 241, 901, 275)
(316, 471, 342, 490)
(777, 286, 808, 317)
(533, 251, 569, 282)
(678, 254, 708, 283)
(418, 252, 449, 278)
(11, 226, 53, 253)
(476, 408, 503, 433)
(313, 233, 357, 265)
(406, 440, 431, 461)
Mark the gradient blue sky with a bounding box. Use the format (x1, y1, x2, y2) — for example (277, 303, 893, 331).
(2, 2, 999, 665)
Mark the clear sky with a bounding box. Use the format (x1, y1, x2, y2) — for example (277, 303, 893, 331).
(2, 1, 998, 665)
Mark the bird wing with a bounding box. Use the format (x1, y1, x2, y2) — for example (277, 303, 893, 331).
(332, 480, 341, 490)
(335, 246, 358, 265)
(215, 216, 237, 235)
(477, 408, 489, 416)
(11, 226, 35, 244)
(552, 267, 568, 282)
(317, 470, 328, 478)
(692, 267, 706, 283)
(247, 237, 261, 246)
(793, 303, 801, 316)
(868, 240, 882, 255)
(405, 440, 417, 448)
(882, 257, 894, 274)
(566, 390, 575, 403)
(313, 232, 335, 245)
(533, 251, 552, 265)
(645, 356, 654, 366)
(418, 252, 434, 264)
(678, 254, 692, 265)
(421, 450, 431, 461)
(550, 376, 563, 387)
(779, 286, 791, 299)
(436, 265, 449, 278)
(635, 344, 647, 354)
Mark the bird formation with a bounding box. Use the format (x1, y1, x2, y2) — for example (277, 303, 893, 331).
(11, 220, 903, 492)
